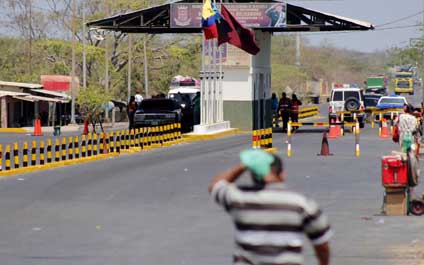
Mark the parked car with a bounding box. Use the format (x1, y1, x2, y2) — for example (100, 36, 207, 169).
(134, 98, 182, 127)
(328, 86, 365, 128)
(363, 94, 382, 110)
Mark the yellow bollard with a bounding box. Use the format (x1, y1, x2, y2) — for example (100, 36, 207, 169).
(31, 141, 37, 166)
(61, 137, 67, 161)
(68, 136, 74, 160)
(93, 133, 98, 156)
(5, 145, 11, 171)
(22, 142, 29, 168)
(74, 136, 79, 159)
(13, 142, 19, 169)
(40, 141, 45, 165)
(55, 139, 60, 162)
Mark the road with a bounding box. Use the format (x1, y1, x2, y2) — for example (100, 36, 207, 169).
(0, 120, 423, 265)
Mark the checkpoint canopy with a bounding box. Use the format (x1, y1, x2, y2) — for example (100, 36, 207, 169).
(88, 1, 374, 131)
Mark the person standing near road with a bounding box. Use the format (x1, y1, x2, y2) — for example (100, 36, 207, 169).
(291, 93, 302, 130)
(396, 104, 418, 150)
(279, 92, 291, 132)
(208, 150, 332, 265)
(271, 93, 279, 127)
(135, 90, 144, 105)
(127, 96, 137, 130)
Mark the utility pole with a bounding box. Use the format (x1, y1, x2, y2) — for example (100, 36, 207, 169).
(143, 36, 149, 98)
(127, 34, 132, 102)
(70, 0, 76, 124)
(104, 1, 110, 121)
(82, 0, 87, 89)
(295, 32, 301, 67)
(28, 0, 32, 76)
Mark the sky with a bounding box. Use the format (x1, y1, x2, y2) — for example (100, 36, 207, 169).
(0, 0, 422, 53)
(289, 0, 423, 52)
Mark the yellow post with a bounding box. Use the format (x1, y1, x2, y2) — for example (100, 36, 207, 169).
(40, 141, 45, 165)
(31, 141, 37, 166)
(74, 136, 79, 159)
(13, 142, 19, 169)
(22, 142, 29, 167)
(61, 137, 67, 161)
(68, 136, 74, 160)
(5, 145, 11, 171)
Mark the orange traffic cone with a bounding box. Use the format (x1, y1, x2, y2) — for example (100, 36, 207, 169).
(380, 118, 390, 139)
(328, 119, 339, 138)
(335, 117, 342, 137)
(33, 118, 43, 136)
(83, 119, 89, 135)
(318, 132, 333, 156)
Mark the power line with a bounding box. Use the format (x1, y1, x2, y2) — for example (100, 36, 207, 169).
(376, 10, 424, 27)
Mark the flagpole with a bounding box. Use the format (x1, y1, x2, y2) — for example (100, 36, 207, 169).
(218, 0, 223, 122)
(201, 35, 206, 126)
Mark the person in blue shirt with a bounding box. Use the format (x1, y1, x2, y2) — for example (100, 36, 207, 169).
(271, 93, 279, 127)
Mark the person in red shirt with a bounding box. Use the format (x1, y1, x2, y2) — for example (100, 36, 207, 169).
(278, 92, 291, 132)
(291, 93, 302, 131)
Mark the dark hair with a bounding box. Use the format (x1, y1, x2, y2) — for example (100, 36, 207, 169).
(282, 92, 286, 98)
(404, 104, 411, 113)
(270, 154, 283, 175)
(129, 96, 135, 103)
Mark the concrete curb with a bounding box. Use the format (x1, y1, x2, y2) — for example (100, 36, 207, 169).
(182, 128, 240, 143)
(0, 128, 27, 133)
(0, 153, 121, 177)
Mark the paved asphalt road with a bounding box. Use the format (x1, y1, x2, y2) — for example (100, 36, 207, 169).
(1, 120, 424, 265)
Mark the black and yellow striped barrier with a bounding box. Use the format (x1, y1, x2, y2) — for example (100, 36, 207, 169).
(0, 123, 184, 177)
(274, 106, 320, 125)
(251, 128, 275, 152)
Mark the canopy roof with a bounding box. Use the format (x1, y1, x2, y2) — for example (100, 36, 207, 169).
(87, 0, 374, 33)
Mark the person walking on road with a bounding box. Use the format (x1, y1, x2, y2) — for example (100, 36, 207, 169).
(208, 149, 332, 265)
(291, 93, 302, 131)
(279, 92, 291, 132)
(127, 96, 137, 130)
(271, 93, 279, 127)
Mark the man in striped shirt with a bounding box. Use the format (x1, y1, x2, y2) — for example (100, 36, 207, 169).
(208, 150, 332, 265)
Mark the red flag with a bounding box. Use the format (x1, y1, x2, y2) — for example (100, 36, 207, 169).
(218, 5, 260, 55)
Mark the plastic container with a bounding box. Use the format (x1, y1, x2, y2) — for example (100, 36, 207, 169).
(382, 156, 408, 187)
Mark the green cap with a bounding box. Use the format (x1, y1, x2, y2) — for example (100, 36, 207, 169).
(240, 149, 275, 180)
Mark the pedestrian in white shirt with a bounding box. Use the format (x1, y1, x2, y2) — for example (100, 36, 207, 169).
(135, 90, 143, 105)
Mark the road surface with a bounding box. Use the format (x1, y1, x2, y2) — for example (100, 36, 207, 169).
(0, 122, 423, 265)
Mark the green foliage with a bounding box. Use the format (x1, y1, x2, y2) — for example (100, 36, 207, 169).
(77, 86, 112, 118)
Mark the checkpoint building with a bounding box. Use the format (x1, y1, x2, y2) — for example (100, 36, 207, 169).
(88, 1, 373, 132)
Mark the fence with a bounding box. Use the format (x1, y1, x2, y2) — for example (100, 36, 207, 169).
(0, 123, 183, 176)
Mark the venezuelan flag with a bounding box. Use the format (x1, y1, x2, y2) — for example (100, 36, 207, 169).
(202, 0, 218, 39)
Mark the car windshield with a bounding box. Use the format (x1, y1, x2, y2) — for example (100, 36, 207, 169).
(344, 91, 361, 101)
(396, 74, 412, 78)
(139, 99, 179, 111)
(397, 81, 410, 88)
(169, 93, 197, 104)
(379, 98, 405, 105)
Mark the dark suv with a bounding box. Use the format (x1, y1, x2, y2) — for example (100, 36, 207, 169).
(134, 98, 182, 127)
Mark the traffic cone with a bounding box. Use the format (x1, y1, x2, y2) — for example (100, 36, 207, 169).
(336, 117, 342, 137)
(33, 118, 43, 136)
(83, 119, 89, 135)
(380, 118, 390, 139)
(318, 132, 333, 156)
(328, 119, 339, 138)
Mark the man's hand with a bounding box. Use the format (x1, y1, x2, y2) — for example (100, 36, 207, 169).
(208, 164, 246, 193)
(314, 242, 330, 265)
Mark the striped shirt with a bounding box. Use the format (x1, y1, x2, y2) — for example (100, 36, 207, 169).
(211, 180, 332, 265)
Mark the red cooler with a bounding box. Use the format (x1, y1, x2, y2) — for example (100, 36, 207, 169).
(382, 156, 408, 187)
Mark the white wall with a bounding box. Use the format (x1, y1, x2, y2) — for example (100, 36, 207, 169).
(222, 67, 253, 101)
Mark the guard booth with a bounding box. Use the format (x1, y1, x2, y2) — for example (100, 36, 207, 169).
(88, 0, 374, 132)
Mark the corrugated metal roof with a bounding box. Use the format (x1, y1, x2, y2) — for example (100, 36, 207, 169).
(31, 89, 71, 99)
(0, 91, 31, 97)
(0, 81, 42, 89)
(13, 95, 69, 103)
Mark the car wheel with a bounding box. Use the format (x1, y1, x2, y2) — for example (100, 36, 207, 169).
(344, 97, 360, 111)
(410, 200, 424, 216)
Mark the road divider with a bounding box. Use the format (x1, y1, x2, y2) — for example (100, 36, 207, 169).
(0, 123, 184, 177)
(252, 128, 277, 153)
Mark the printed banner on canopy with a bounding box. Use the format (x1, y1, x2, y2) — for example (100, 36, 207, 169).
(171, 3, 287, 28)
